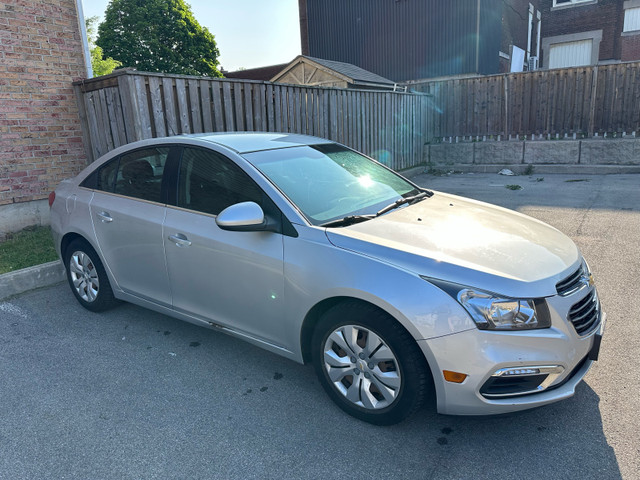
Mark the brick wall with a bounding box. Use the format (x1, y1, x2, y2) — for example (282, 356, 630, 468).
(622, 34, 640, 61)
(499, 0, 542, 73)
(540, 0, 624, 61)
(0, 0, 88, 206)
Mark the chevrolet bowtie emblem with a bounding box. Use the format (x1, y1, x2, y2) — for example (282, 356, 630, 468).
(581, 273, 594, 287)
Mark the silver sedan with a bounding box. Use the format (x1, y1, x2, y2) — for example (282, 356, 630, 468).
(49, 133, 604, 425)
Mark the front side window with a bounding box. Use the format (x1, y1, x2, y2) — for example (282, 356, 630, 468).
(177, 147, 262, 216)
(244, 144, 417, 225)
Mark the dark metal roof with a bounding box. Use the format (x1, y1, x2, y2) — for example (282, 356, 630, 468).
(224, 64, 289, 81)
(302, 56, 395, 85)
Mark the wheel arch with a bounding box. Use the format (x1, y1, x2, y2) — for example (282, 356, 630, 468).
(60, 231, 86, 259)
(300, 295, 432, 377)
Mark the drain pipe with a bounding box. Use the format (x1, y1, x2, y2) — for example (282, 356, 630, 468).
(75, 0, 94, 78)
(475, 0, 481, 74)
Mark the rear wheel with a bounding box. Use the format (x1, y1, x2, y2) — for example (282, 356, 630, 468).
(312, 301, 431, 425)
(64, 238, 119, 312)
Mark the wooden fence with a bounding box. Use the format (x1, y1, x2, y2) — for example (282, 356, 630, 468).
(410, 62, 640, 139)
(73, 70, 435, 171)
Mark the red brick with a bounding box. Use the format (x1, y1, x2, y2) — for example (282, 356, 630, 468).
(1, 0, 88, 204)
(541, 0, 623, 61)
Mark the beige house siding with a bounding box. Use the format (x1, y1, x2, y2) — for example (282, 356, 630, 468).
(276, 62, 348, 88)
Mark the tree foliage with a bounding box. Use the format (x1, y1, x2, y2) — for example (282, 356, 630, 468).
(96, 0, 222, 77)
(86, 16, 122, 77)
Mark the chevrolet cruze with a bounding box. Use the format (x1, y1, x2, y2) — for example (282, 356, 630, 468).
(49, 133, 605, 425)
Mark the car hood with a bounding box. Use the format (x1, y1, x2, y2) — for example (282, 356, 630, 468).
(325, 191, 580, 298)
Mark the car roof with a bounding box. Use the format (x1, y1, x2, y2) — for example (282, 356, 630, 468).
(180, 132, 334, 154)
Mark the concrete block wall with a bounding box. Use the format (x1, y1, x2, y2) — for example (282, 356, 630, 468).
(427, 138, 640, 174)
(0, 0, 88, 211)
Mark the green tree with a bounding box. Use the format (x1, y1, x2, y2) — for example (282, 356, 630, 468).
(86, 16, 122, 76)
(96, 0, 222, 77)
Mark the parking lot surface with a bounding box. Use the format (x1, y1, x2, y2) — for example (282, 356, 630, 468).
(1, 173, 638, 479)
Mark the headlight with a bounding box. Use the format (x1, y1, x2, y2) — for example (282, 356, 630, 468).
(423, 277, 551, 331)
(457, 289, 549, 330)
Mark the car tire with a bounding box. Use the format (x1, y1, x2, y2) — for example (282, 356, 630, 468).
(312, 300, 431, 425)
(64, 238, 119, 312)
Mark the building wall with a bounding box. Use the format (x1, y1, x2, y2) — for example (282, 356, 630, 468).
(301, 0, 503, 82)
(500, 0, 543, 72)
(622, 0, 640, 61)
(622, 32, 640, 60)
(0, 0, 88, 207)
(540, 0, 624, 66)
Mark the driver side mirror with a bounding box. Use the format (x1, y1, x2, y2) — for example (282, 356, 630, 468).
(216, 201, 274, 232)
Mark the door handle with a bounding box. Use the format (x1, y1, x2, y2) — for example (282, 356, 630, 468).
(97, 211, 113, 223)
(168, 233, 192, 247)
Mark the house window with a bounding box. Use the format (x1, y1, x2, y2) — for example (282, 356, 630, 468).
(553, 0, 595, 7)
(548, 39, 593, 69)
(624, 7, 640, 32)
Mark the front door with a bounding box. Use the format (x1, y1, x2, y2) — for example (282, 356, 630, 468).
(163, 147, 286, 346)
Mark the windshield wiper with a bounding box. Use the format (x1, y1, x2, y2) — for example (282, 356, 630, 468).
(322, 189, 433, 228)
(376, 190, 431, 216)
(321, 214, 375, 228)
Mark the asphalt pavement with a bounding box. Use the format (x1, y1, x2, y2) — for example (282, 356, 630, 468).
(0, 173, 638, 479)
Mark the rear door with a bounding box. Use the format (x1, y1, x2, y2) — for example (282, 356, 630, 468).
(89, 146, 173, 305)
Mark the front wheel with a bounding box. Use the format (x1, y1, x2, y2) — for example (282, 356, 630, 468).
(64, 238, 119, 312)
(312, 301, 431, 425)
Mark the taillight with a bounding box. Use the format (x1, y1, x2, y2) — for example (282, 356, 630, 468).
(48, 191, 55, 207)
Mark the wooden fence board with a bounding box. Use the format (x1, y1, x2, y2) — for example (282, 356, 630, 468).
(161, 78, 178, 136)
(256, 84, 266, 131)
(148, 76, 166, 137)
(274, 85, 282, 131)
(84, 92, 103, 159)
(234, 83, 245, 131)
(243, 83, 254, 131)
(210, 81, 224, 131)
(199, 80, 213, 132)
(187, 79, 203, 133)
(132, 76, 152, 139)
(222, 81, 234, 130)
(104, 87, 122, 147)
(266, 84, 275, 132)
(174, 78, 191, 134)
(287, 86, 296, 133)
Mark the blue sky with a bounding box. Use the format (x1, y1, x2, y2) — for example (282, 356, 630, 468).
(81, 0, 301, 72)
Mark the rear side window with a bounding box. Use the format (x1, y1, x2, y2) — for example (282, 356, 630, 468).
(85, 147, 171, 202)
(113, 148, 169, 203)
(177, 147, 262, 216)
(97, 160, 119, 192)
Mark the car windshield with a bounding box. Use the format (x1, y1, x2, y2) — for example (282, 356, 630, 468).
(243, 144, 418, 226)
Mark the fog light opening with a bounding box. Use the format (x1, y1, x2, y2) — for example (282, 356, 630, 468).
(480, 365, 565, 398)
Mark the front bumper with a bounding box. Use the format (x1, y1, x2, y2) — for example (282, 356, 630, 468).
(418, 310, 605, 416)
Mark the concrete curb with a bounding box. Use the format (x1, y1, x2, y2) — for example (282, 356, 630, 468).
(0, 260, 66, 301)
(423, 164, 640, 175)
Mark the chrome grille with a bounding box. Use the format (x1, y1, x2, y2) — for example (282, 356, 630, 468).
(568, 289, 600, 336)
(556, 265, 584, 296)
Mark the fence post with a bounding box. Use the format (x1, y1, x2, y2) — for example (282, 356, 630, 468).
(73, 83, 94, 164)
(504, 75, 509, 138)
(588, 65, 599, 137)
